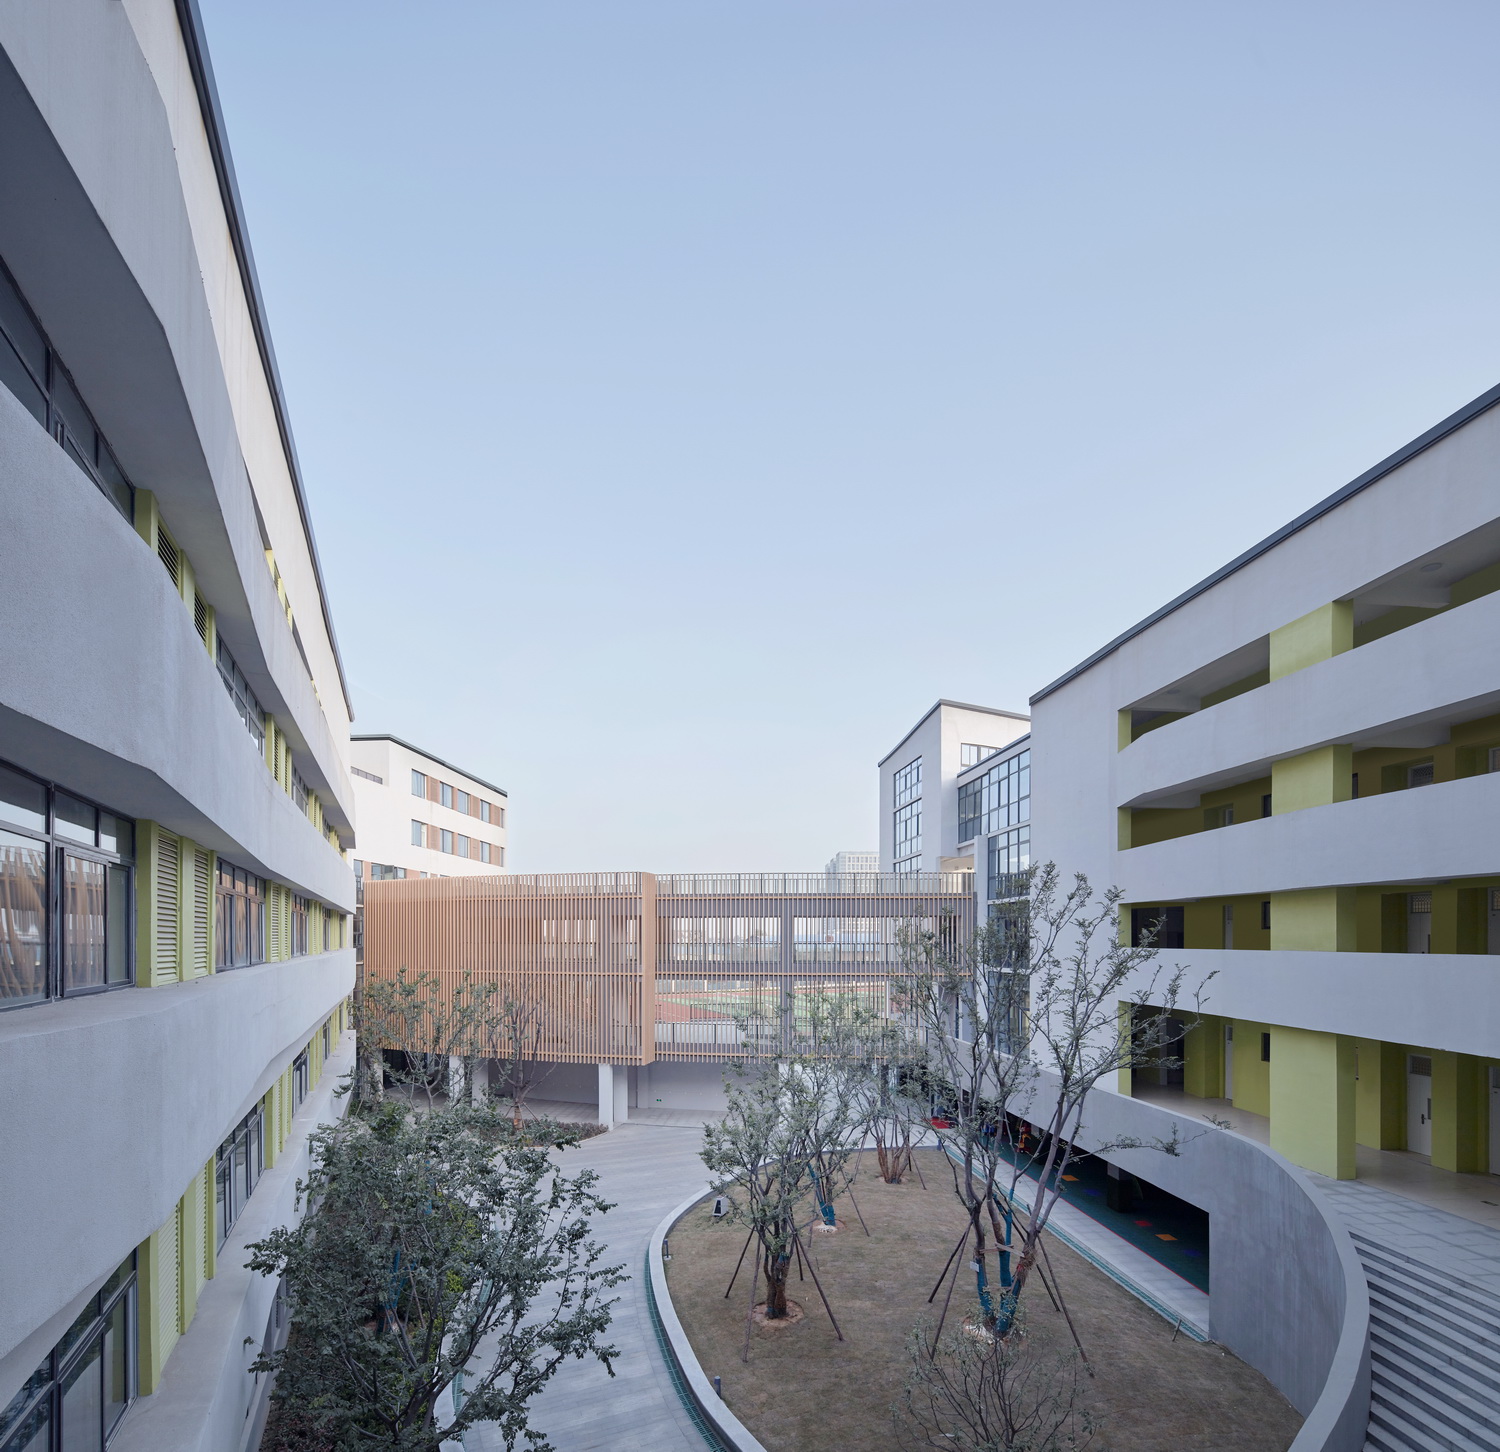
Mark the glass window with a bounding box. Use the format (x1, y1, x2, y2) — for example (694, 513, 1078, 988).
(0, 1255, 136, 1452)
(479, 800, 490, 824)
(293, 1051, 309, 1109)
(215, 1104, 265, 1247)
(215, 640, 266, 754)
(59, 1332, 102, 1452)
(411, 770, 426, 797)
(103, 1296, 129, 1437)
(958, 749, 1031, 843)
(893, 801, 922, 873)
(455, 790, 469, 814)
(291, 897, 308, 957)
(480, 842, 491, 864)
(0, 766, 46, 834)
(439, 829, 453, 854)
(411, 820, 424, 848)
(0, 261, 44, 381)
(987, 826, 1032, 907)
(0, 257, 133, 522)
(96, 815, 131, 858)
(893, 759, 921, 808)
(54, 794, 97, 847)
(0, 766, 131, 1010)
(0, 829, 48, 1006)
(455, 835, 469, 858)
(0, 329, 46, 427)
(440, 783, 453, 809)
(215, 861, 266, 970)
(62, 855, 107, 993)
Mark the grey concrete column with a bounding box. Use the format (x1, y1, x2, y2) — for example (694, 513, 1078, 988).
(597, 1063, 615, 1130)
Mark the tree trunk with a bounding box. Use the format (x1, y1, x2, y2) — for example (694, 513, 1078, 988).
(763, 1243, 790, 1318)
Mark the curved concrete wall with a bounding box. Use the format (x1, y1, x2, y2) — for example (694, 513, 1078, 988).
(0, 950, 353, 1372)
(0, 21, 353, 825)
(1064, 1087, 1369, 1448)
(1119, 590, 1500, 806)
(1118, 771, 1500, 901)
(649, 1088, 1370, 1452)
(0, 390, 351, 909)
(1123, 947, 1499, 1059)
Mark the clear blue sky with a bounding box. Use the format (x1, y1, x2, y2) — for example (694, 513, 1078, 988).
(199, 0, 1500, 871)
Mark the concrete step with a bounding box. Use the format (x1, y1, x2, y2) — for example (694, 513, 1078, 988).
(1370, 1342, 1500, 1442)
(1367, 1285, 1500, 1380)
(1372, 1325, 1500, 1419)
(1356, 1248, 1500, 1338)
(1354, 1238, 1500, 1338)
(1368, 1381, 1500, 1452)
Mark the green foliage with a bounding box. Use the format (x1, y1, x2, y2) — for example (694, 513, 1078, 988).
(701, 992, 877, 1325)
(247, 1101, 623, 1451)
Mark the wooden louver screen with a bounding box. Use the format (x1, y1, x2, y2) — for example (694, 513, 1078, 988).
(155, 830, 180, 983)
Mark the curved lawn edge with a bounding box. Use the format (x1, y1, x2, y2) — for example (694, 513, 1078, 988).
(647, 1189, 771, 1452)
(645, 1133, 1370, 1452)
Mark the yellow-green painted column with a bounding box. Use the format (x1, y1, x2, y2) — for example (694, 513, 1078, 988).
(1269, 1027, 1356, 1178)
(1117, 1002, 1133, 1094)
(137, 1209, 181, 1394)
(1271, 744, 1353, 815)
(1229, 1020, 1272, 1117)
(1269, 886, 1357, 951)
(1354, 1039, 1405, 1149)
(1269, 601, 1353, 680)
(1183, 1014, 1224, 1098)
(1431, 1052, 1487, 1173)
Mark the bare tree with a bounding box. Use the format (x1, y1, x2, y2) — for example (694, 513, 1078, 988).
(896, 863, 1207, 1340)
(700, 992, 873, 1355)
(895, 1305, 1097, 1452)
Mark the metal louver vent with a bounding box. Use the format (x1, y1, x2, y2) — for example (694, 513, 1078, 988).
(156, 832, 180, 980)
(193, 592, 209, 644)
(157, 527, 180, 588)
(191, 848, 212, 975)
(1409, 892, 1432, 913)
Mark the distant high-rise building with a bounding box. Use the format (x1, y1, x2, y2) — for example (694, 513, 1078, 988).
(823, 850, 879, 876)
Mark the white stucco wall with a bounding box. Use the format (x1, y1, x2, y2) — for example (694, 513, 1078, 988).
(1031, 384, 1500, 1074)
(350, 737, 509, 878)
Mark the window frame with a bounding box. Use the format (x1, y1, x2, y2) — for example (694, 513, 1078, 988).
(0, 759, 135, 1011)
(0, 1252, 137, 1451)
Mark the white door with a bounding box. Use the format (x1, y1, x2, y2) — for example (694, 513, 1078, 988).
(1407, 1055, 1433, 1155)
(1223, 1023, 1234, 1099)
(1490, 1066, 1500, 1175)
(1407, 893, 1432, 954)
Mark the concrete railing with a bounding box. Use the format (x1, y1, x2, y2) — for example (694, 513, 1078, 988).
(646, 1191, 769, 1452)
(1061, 1086, 1370, 1452)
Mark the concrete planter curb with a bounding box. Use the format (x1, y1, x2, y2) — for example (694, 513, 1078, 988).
(646, 1189, 770, 1452)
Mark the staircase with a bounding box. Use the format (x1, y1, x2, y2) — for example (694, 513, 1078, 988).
(1349, 1230, 1500, 1451)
